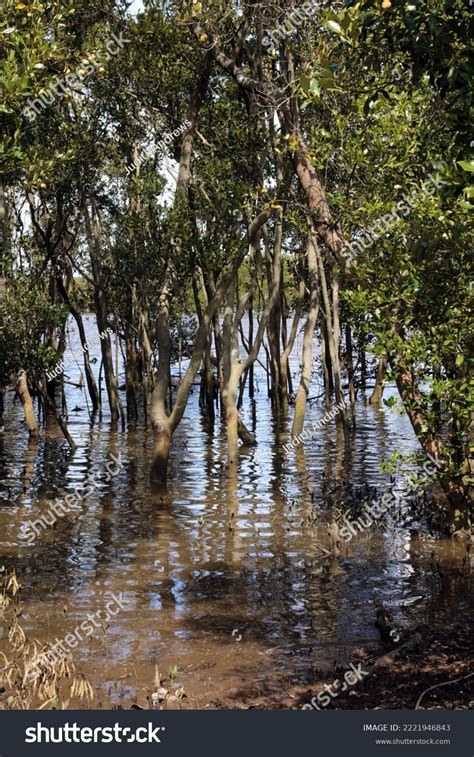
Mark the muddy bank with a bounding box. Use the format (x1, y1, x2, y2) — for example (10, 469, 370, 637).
(206, 621, 474, 712)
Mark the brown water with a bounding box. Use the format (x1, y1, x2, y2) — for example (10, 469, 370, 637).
(0, 319, 471, 709)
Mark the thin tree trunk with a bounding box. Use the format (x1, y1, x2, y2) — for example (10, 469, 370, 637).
(266, 237, 282, 415)
(221, 278, 240, 463)
(125, 309, 138, 422)
(204, 271, 224, 416)
(321, 316, 331, 408)
(82, 196, 122, 422)
(360, 334, 367, 389)
(193, 274, 215, 421)
(56, 275, 100, 413)
(291, 232, 320, 437)
(279, 266, 303, 415)
(139, 308, 154, 391)
(11, 370, 38, 437)
(331, 266, 344, 408)
(345, 324, 356, 409)
(369, 355, 387, 404)
(248, 296, 255, 399)
(315, 245, 344, 407)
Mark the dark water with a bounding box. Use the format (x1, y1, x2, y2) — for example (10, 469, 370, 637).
(0, 317, 470, 708)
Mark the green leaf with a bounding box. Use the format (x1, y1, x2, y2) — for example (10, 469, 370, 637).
(458, 160, 474, 172)
(325, 20, 343, 35)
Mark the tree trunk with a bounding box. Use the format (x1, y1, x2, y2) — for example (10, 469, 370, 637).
(56, 274, 100, 413)
(291, 232, 320, 437)
(369, 355, 387, 404)
(150, 303, 173, 483)
(248, 297, 255, 399)
(11, 370, 38, 436)
(266, 250, 282, 415)
(315, 244, 344, 408)
(360, 334, 367, 389)
(321, 317, 332, 408)
(82, 196, 122, 422)
(279, 271, 303, 416)
(331, 266, 344, 409)
(151, 425, 173, 484)
(221, 278, 250, 458)
(125, 312, 139, 422)
(226, 382, 239, 465)
(345, 324, 356, 409)
(193, 274, 215, 421)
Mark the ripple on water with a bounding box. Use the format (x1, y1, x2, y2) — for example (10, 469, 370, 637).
(0, 324, 470, 706)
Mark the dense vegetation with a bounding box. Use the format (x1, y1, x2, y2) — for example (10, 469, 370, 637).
(1, 0, 472, 535)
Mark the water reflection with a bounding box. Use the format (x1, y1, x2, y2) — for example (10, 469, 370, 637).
(0, 322, 471, 707)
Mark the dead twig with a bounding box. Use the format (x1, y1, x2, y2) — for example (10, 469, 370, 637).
(415, 671, 474, 710)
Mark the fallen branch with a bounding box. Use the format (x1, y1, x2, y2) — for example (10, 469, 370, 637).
(62, 379, 84, 388)
(415, 671, 474, 709)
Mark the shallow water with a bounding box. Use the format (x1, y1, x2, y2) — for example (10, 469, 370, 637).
(0, 318, 471, 708)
